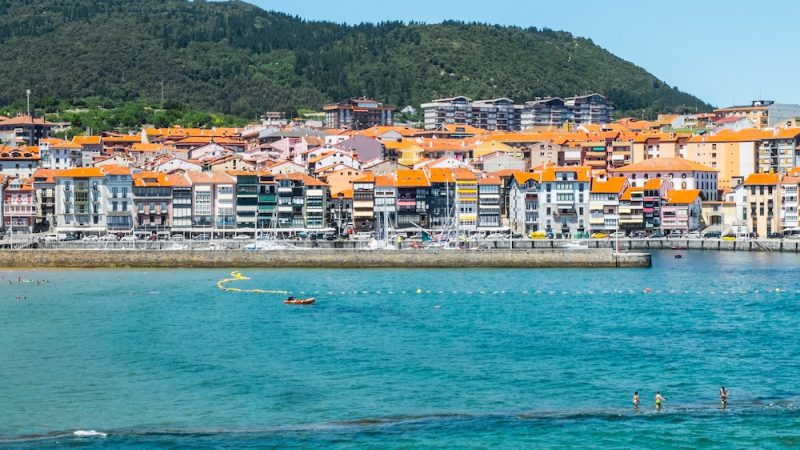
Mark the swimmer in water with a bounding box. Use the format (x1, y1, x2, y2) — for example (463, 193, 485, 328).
(655, 391, 664, 410)
(720, 386, 728, 407)
(633, 391, 639, 409)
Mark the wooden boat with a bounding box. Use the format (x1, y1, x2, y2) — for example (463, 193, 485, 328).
(284, 297, 316, 305)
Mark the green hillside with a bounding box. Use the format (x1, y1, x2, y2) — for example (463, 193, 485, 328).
(0, 0, 711, 121)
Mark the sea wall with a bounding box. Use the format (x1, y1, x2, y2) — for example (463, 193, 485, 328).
(0, 249, 650, 269)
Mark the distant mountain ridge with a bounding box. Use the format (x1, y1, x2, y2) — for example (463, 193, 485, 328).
(0, 0, 712, 118)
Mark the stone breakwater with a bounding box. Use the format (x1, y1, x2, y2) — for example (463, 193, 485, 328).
(0, 249, 650, 269)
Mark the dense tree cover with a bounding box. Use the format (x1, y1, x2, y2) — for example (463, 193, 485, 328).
(0, 99, 247, 137)
(0, 0, 711, 122)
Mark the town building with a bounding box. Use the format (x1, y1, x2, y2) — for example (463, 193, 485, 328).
(742, 173, 781, 237)
(230, 172, 258, 230)
(508, 172, 541, 235)
(477, 176, 502, 230)
(275, 173, 329, 229)
(394, 169, 430, 230)
(661, 189, 702, 234)
(537, 165, 591, 238)
(0, 115, 55, 145)
(714, 100, 800, 129)
(104, 166, 134, 233)
(352, 173, 375, 233)
(166, 173, 193, 232)
(611, 157, 719, 201)
(39, 139, 83, 169)
(563, 94, 614, 125)
(323, 99, 394, 130)
(3, 177, 35, 233)
(0, 146, 40, 178)
(132, 171, 170, 234)
(757, 128, 800, 174)
(30, 168, 56, 232)
(521, 97, 572, 128)
(53, 168, 108, 234)
(589, 177, 628, 234)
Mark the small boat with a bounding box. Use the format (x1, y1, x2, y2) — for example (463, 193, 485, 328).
(674, 254, 683, 259)
(284, 297, 316, 305)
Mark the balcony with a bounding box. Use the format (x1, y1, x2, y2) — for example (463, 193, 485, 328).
(258, 193, 277, 203)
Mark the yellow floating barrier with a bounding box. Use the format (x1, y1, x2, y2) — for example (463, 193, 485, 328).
(216, 271, 288, 295)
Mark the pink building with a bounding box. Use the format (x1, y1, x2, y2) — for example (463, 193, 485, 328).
(3, 177, 35, 232)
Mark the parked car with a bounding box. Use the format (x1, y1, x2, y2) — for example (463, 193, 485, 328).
(666, 230, 683, 238)
(529, 231, 546, 240)
(649, 231, 665, 238)
(702, 231, 721, 239)
(232, 235, 251, 241)
(170, 234, 185, 241)
(590, 232, 608, 239)
(61, 234, 78, 242)
(608, 231, 626, 239)
(631, 231, 647, 238)
(787, 234, 800, 240)
(120, 235, 137, 242)
(722, 235, 736, 241)
(99, 234, 118, 241)
(323, 232, 336, 241)
(686, 231, 701, 239)
(768, 232, 783, 239)
(82, 235, 99, 242)
(192, 234, 210, 241)
(42, 234, 60, 242)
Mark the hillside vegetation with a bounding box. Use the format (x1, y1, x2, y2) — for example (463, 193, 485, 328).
(0, 0, 711, 122)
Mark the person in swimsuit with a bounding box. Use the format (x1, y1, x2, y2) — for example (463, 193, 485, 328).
(633, 391, 639, 409)
(655, 391, 664, 410)
(720, 386, 728, 406)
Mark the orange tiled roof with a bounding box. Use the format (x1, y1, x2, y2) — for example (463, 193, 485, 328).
(374, 174, 396, 187)
(0, 114, 55, 126)
(31, 168, 57, 183)
(131, 143, 172, 152)
(426, 168, 455, 183)
(101, 165, 132, 176)
(133, 171, 170, 187)
(743, 173, 780, 186)
(590, 177, 626, 194)
(72, 135, 102, 145)
(54, 167, 105, 178)
(620, 186, 643, 201)
(538, 165, 592, 182)
(643, 178, 664, 189)
(665, 189, 701, 204)
(478, 176, 501, 185)
(394, 169, 430, 187)
(512, 171, 539, 185)
(452, 167, 477, 181)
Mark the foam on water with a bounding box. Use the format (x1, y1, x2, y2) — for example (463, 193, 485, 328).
(73, 429, 108, 437)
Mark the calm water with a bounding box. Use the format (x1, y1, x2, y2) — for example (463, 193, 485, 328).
(2, 251, 800, 448)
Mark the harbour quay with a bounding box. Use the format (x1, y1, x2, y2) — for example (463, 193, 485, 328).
(0, 248, 650, 269)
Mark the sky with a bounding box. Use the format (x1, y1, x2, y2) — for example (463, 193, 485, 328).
(248, 0, 800, 107)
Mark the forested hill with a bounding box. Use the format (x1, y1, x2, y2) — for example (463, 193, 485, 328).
(0, 0, 711, 119)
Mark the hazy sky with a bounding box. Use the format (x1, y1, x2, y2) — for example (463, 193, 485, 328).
(248, 0, 800, 107)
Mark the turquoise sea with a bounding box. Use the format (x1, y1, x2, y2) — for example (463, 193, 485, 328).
(2, 251, 800, 448)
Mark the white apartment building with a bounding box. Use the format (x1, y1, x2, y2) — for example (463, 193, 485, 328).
(537, 166, 592, 238)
